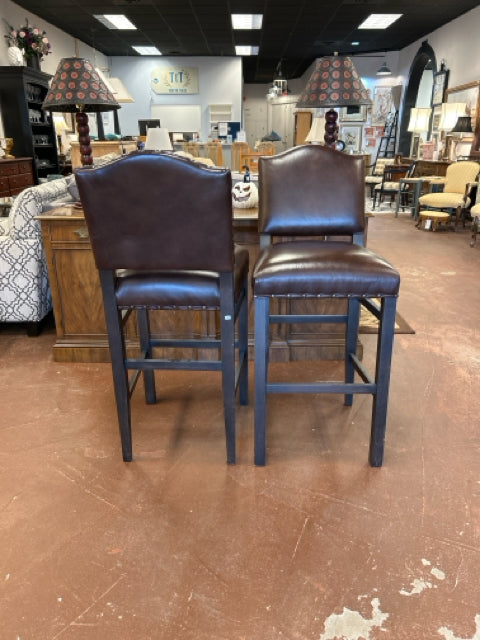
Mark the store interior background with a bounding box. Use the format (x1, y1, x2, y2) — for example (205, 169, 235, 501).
(2, 0, 480, 155)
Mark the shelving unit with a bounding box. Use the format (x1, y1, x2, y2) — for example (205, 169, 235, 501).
(0, 66, 59, 183)
(208, 103, 232, 136)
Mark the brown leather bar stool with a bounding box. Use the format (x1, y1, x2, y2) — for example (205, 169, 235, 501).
(253, 145, 400, 467)
(76, 151, 249, 463)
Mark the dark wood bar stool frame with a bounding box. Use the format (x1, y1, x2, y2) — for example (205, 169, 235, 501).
(253, 145, 400, 467)
(76, 151, 249, 463)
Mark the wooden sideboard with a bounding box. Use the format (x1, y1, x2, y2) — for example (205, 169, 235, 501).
(38, 206, 359, 363)
(0, 157, 34, 197)
(70, 140, 138, 169)
(414, 159, 450, 177)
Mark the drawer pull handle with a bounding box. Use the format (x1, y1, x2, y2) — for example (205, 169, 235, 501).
(74, 227, 89, 239)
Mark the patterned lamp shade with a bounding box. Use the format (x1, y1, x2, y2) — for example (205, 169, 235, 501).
(42, 57, 120, 113)
(42, 58, 120, 167)
(296, 56, 371, 148)
(296, 56, 371, 109)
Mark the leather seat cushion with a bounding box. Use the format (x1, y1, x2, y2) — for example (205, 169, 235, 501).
(115, 247, 249, 308)
(253, 241, 400, 298)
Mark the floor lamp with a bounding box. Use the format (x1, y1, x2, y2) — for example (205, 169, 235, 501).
(108, 77, 135, 135)
(42, 58, 120, 166)
(296, 55, 371, 149)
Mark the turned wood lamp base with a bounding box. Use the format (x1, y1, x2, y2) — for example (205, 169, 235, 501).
(75, 111, 93, 167)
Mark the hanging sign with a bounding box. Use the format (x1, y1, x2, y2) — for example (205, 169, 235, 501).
(151, 66, 199, 94)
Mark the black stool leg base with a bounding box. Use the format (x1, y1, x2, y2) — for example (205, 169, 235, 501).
(254, 296, 269, 466)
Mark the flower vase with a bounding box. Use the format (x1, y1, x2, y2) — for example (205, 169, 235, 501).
(7, 46, 23, 66)
(26, 55, 41, 71)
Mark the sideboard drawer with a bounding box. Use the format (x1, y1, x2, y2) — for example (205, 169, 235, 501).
(9, 172, 34, 194)
(16, 160, 33, 174)
(0, 163, 18, 177)
(50, 222, 90, 243)
(0, 176, 9, 194)
(0, 158, 34, 195)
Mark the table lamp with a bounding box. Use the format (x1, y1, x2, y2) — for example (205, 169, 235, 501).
(407, 107, 432, 156)
(108, 77, 134, 135)
(305, 114, 326, 144)
(144, 128, 173, 151)
(296, 55, 371, 148)
(450, 116, 473, 135)
(52, 114, 69, 154)
(42, 58, 120, 166)
(438, 103, 467, 132)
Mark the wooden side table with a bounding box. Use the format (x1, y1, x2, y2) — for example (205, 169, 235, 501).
(38, 205, 365, 363)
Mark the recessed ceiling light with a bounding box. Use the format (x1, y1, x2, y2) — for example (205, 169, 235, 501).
(235, 46, 259, 56)
(132, 46, 162, 55)
(94, 14, 137, 30)
(231, 14, 263, 29)
(351, 41, 360, 46)
(358, 14, 402, 29)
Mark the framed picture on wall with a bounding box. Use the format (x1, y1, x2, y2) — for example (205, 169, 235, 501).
(372, 86, 393, 125)
(447, 81, 480, 157)
(339, 124, 362, 152)
(411, 134, 420, 158)
(431, 105, 442, 134)
(340, 105, 367, 122)
(431, 65, 449, 106)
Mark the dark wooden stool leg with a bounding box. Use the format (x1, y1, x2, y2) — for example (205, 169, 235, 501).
(254, 296, 270, 466)
(345, 298, 360, 406)
(369, 297, 397, 467)
(238, 275, 249, 406)
(220, 274, 237, 464)
(137, 307, 156, 404)
(100, 271, 133, 462)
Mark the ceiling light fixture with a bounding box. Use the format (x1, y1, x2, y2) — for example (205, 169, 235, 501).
(132, 45, 162, 55)
(376, 60, 391, 75)
(231, 14, 263, 29)
(93, 14, 137, 30)
(266, 61, 288, 100)
(235, 46, 259, 56)
(358, 14, 402, 29)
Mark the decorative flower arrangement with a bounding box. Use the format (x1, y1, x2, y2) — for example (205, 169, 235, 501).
(5, 19, 52, 60)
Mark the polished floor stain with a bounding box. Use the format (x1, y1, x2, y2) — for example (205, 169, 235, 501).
(1, 212, 480, 639)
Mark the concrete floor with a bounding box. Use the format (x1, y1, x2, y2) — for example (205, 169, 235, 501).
(1, 211, 480, 639)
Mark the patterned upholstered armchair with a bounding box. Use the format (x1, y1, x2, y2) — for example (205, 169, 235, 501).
(417, 160, 480, 225)
(0, 153, 120, 333)
(0, 179, 69, 333)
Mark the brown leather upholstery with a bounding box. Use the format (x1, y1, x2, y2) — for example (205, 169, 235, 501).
(258, 144, 365, 236)
(76, 151, 234, 272)
(115, 246, 249, 308)
(75, 151, 249, 464)
(253, 144, 400, 468)
(254, 241, 400, 298)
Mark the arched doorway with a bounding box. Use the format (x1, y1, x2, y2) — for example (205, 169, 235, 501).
(398, 41, 437, 156)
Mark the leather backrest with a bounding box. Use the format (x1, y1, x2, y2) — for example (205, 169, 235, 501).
(75, 151, 234, 271)
(258, 145, 365, 236)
